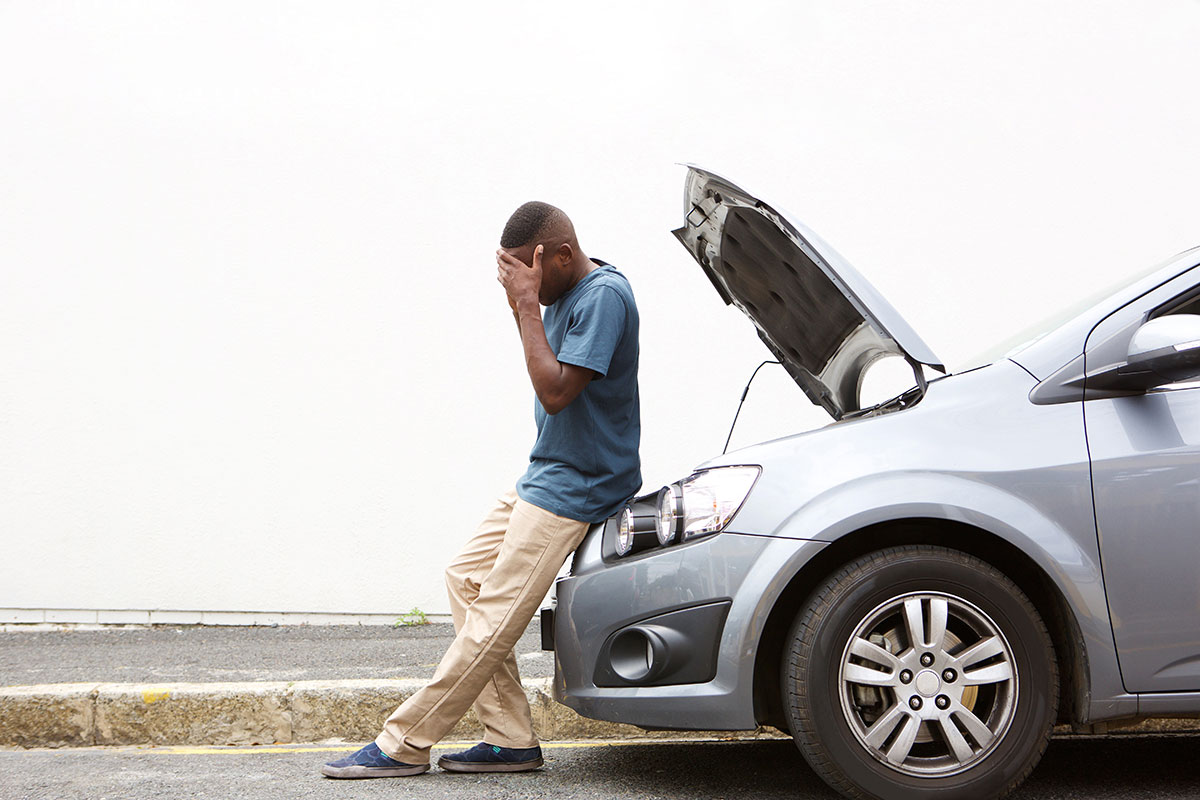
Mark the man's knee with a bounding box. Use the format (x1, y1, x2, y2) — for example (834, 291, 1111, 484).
(445, 564, 480, 600)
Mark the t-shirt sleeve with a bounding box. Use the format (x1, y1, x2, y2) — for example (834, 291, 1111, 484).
(555, 285, 627, 378)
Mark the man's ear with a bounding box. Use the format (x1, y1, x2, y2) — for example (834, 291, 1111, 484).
(556, 242, 573, 266)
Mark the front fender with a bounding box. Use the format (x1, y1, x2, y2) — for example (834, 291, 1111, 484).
(734, 471, 1134, 722)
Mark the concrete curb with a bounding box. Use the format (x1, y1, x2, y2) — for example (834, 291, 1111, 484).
(2, 679, 1199, 749)
(0, 678, 781, 748)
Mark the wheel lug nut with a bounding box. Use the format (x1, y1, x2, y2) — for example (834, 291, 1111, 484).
(936, 695, 950, 709)
(920, 653, 935, 667)
(942, 668, 957, 683)
(909, 696, 923, 710)
(899, 670, 913, 684)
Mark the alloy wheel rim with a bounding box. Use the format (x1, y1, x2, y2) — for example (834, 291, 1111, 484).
(836, 591, 1018, 777)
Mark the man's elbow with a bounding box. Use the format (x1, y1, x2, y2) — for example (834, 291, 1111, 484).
(537, 384, 578, 416)
(536, 370, 590, 415)
(540, 394, 569, 415)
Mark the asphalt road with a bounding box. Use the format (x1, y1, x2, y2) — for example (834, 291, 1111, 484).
(3, 734, 1199, 800)
(0, 623, 549, 685)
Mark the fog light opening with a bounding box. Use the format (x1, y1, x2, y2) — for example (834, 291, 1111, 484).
(610, 628, 663, 683)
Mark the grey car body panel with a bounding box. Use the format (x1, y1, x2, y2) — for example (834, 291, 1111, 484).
(554, 358, 1139, 727)
(671, 165, 943, 419)
(553, 170, 1200, 735)
(1082, 265, 1200, 693)
(702, 359, 1129, 719)
(1090, 387, 1200, 692)
(1138, 692, 1200, 715)
(554, 526, 827, 730)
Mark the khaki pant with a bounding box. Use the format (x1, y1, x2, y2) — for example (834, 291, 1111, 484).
(376, 488, 590, 764)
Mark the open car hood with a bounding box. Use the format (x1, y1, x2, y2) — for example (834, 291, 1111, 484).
(672, 165, 945, 420)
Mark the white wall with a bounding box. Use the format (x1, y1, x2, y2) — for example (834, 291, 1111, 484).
(3, 1, 1200, 619)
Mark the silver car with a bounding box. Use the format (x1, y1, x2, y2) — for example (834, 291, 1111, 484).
(545, 166, 1200, 799)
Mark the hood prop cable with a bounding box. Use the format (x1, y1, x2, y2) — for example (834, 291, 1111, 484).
(723, 360, 781, 454)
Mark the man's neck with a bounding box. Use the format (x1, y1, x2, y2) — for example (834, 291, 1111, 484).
(561, 253, 598, 297)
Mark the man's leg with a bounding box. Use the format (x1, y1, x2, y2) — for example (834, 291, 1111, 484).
(321, 490, 528, 780)
(443, 490, 539, 749)
(375, 497, 589, 766)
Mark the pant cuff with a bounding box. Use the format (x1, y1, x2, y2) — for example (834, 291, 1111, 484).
(374, 732, 430, 766)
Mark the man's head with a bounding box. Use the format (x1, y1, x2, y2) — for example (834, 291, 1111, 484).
(500, 201, 585, 305)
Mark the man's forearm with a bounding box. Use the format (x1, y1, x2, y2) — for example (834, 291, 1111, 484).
(515, 299, 571, 410)
(498, 245, 594, 414)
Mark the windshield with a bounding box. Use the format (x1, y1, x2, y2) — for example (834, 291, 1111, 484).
(961, 248, 1200, 371)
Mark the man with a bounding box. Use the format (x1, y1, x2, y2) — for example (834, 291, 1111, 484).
(321, 201, 641, 778)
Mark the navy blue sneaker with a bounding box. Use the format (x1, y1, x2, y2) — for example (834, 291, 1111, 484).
(320, 742, 429, 778)
(437, 741, 544, 773)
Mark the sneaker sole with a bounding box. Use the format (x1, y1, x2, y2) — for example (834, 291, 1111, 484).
(320, 762, 430, 779)
(437, 756, 544, 773)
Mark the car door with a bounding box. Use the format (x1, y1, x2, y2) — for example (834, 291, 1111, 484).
(1085, 265, 1200, 693)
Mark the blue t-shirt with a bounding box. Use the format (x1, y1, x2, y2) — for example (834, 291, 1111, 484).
(516, 262, 641, 523)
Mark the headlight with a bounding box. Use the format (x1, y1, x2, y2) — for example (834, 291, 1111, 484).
(656, 484, 682, 545)
(616, 505, 659, 556)
(616, 508, 634, 555)
(612, 466, 759, 558)
(678, 466, 760, 541)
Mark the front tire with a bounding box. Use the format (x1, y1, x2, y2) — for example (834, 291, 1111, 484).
(783, 545, 1057, 800)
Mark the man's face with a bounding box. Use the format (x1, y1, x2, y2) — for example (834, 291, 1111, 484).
(501, 242, 568, 305)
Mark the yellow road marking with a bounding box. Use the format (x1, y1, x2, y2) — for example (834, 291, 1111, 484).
(144, 738, 775, 756)
(141, 689, 171, 704)
(158, 746, 359, 755)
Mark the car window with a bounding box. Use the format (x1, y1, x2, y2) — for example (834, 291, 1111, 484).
(1155, 288, 1200, 318)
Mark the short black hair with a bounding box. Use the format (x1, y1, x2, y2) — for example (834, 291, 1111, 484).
(500, 201, 562, 248)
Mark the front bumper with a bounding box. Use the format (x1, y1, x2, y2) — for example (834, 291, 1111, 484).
(551, 523, 827, 731)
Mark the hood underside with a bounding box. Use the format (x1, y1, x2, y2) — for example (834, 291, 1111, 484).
(672, 166, 944, 419)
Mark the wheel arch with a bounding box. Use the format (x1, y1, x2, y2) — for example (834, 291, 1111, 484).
(751, 517, 1088, 731)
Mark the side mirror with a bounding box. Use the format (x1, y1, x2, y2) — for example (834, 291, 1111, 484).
(1115, 314, 1200, 390)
